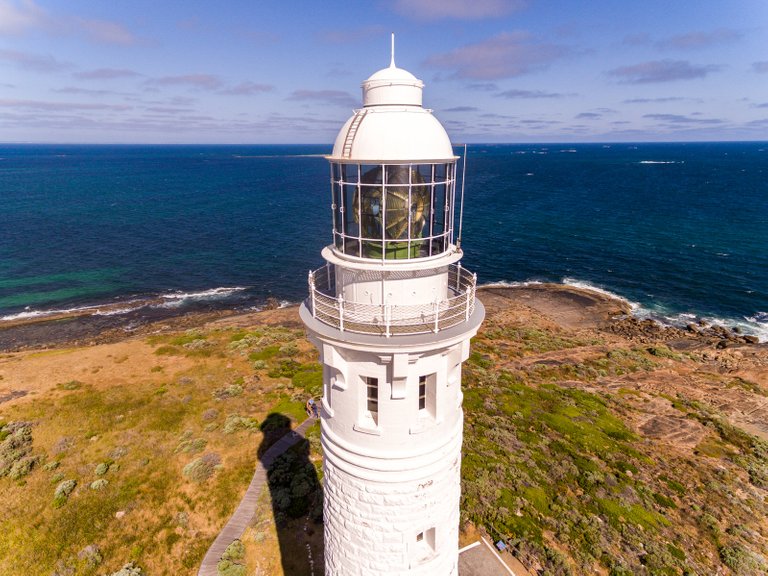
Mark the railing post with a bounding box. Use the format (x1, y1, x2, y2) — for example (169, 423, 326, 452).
(309, 271, 316, 318)
(456, 262, 462, 291)
(465, 287, 471, 321)
(337, 295, 344, 332)
(434, 300, 440, 333)
(384, 303, 391, 338)
(326, 262, 331, 291)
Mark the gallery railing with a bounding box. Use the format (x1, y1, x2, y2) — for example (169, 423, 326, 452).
(306, 263, 477, 337)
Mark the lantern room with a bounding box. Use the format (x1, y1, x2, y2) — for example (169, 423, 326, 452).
(327, 57, 458, 262)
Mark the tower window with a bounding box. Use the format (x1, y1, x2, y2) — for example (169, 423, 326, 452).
(413, 527, 436, 563)
(417, 374, 437, 420)
(366, 376, 378, 415)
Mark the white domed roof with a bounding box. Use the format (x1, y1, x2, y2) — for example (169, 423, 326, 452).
(331, 107, 454, 162)
(366, 65, 419, 82)
(329, 59, 455, 162)
(362, 63, 423, 107)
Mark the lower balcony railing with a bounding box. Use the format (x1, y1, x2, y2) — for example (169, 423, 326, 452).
(306, 263, 477, 337)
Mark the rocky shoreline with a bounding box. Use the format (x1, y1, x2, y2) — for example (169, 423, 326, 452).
(0, 284, 764, 355)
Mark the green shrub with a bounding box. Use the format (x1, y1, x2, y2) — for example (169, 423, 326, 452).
(268, 359, 302, 379)
(222, 539, 245, 561)
(278, 342, 299, 357)
(175, 438, 207, 454)
(213, 384, 243, 399)
(182, 453, 221, 483)
(107, 563, 145, 576)
(90, 479, 109, 490)
(9, 455, 40, 479)
(58, 380, 84, 390)
(223, 415, 259, 435)
(77, 544, 103, 567)
(94, 462, 110, 476)
(53, 479, 77, 506)
(216, 560, 246, 576)
(0, 423, 34, 478)
(719, 544, 763, 573)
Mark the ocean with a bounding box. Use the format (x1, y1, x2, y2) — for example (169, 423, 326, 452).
(1, 142, 766, 341)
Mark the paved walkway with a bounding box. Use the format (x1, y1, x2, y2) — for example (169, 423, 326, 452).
(198, 417, 316, 576)
(458, 538, 518, 576)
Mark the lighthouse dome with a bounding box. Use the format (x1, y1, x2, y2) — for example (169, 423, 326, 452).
(329, 64, 455, 162)
(362, 64, 422, 107)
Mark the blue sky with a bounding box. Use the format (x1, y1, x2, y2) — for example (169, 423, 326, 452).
(1, 0, 766, 144)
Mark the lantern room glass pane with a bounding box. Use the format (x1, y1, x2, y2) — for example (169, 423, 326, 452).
(329, 161, 455, 260)
(332, 182, 343, 235)
(432, 183, 446, 235)
(341, 164, 357, 182)
(343, 184, 359, 240)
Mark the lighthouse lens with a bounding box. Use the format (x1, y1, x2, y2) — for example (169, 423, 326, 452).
(331, 161, 455, 260)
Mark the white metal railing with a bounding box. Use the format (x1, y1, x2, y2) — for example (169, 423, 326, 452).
(307, 263, 477, 336)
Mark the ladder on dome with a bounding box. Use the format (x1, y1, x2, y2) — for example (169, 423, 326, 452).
(342, 110, 368, 158)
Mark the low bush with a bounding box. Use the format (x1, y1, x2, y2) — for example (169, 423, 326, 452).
(90, 479, 108, 490)
(223, 415, 259, 435)
(182, 453, 221, 483)
(53, 479, 77, 506)
(107, 563, 145, 576)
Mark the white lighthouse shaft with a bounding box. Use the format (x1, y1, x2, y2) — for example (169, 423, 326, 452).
(300, 51, 484, 576)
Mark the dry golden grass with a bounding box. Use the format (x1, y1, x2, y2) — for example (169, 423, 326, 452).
(0, 321, 321, 575)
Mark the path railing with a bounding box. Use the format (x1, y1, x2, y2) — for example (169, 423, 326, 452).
(307, 263, 477, 337)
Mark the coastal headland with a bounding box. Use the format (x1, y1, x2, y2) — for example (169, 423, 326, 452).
(1, 284, 766, 575)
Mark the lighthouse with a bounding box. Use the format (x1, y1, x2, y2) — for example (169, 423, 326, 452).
(299, 41, 484, 576)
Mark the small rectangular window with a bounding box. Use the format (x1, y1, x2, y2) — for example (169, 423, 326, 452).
(413, 527, 436, 563)
(366, 377, 378, 415)
(418, 375, 426, 411)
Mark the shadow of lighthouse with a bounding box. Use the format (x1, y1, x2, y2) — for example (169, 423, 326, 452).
(257, 413, 324, 575)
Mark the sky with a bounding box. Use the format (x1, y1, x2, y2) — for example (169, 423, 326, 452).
(1, 0, 767, 144)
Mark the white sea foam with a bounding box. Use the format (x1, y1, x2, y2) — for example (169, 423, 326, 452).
(481, 280, 545, 289)
(93, 304, 146, 316)
(560, 277, 640, 311)
(638, 160, 683, 164)
(157, 286, 248, 308)
(1, 303, 105, 322)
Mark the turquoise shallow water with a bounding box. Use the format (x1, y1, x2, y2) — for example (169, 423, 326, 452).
(0, 142, 766, 340)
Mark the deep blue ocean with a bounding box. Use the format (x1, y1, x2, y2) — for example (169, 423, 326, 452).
(1, 142, 766, 341)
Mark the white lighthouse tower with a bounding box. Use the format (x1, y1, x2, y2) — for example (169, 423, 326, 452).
(300, 41, 484, 576)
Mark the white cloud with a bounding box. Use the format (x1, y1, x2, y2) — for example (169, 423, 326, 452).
(74, 68, 142, 80)
(496, 89, 573, 99)
(0, 0, 136, 45)
(656, 28, 742, 50)
(0, 0, 46, 34)
(424, 32, 567, 80)
(0, 98, 132, 111)
(74, 17, 136, 45)
(392, 0, 526, 20)
(219, 82, 274, 96)
(287, 90, 357, 108)
(0, 49, 71, 72)
(146, 75, 224, 91)
(608, 60, 720, 83)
